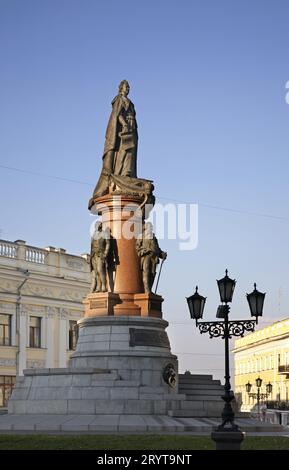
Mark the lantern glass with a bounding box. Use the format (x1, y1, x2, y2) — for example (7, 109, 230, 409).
(245, 382, 252, 393)
(256, 377, 262, 388)
(247, 283, 266, 320)
(186, 286, 206, 321)
(266, 382, 273, 394)
(217, 269, 236, 303)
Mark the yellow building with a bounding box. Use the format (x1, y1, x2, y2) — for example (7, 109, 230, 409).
(0, 239, 90, 407)
(233, 318, 289, 411)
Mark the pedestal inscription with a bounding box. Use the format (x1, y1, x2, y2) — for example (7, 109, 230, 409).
(129, 328, 169, 348)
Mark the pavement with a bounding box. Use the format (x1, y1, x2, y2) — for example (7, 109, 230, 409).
(0, 414, 286, 435)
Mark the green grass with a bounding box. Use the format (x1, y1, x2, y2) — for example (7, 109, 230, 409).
(0, 435, 288, 450)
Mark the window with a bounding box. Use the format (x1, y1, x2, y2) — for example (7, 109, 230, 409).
(29, 316, 41, 348)
(0, 376, 16, 407)
(69, 320, 78, 351)
(0, 314, 11, 346)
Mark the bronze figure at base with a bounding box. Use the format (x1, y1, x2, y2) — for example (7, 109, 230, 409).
(136, 222, 167, 294)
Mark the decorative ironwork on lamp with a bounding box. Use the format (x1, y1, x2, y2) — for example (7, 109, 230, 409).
(186, 269, 266, 450)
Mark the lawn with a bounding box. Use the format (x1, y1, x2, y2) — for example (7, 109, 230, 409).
(0, 435, 288, 450)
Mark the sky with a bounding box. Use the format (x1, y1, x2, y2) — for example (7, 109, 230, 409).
(1, 0, 289, 381)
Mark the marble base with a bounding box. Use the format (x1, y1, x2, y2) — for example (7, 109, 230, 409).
(211, 429, 245, 450)
(9, 316, 183, 415)
(8, 367, 186, 415)
(83, 292, 163, 318)
(0, 414, 283, 434)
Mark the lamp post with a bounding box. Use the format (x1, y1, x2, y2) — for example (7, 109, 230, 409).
(246, 378, 272, 417)
(186, 270, 266, 450)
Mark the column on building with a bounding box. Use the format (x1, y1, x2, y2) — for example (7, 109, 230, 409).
(45, 307, 55, 368)
(18, 308, 27, 376)
(58, 309, 68, 367)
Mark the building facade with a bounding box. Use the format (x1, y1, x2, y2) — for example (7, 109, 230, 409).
(234, 318, 289, 411)
(0, 239, 90, 407)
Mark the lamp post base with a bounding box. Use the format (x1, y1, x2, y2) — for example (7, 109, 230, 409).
(211, 429, 245, 450)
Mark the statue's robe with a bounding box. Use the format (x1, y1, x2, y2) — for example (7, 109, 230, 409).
(92, 94, 138, 199)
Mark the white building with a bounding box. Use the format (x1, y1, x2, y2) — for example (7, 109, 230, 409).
(0, 239, 90, 407)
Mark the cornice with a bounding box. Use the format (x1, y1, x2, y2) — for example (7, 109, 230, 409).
(233, 331, 289, 354)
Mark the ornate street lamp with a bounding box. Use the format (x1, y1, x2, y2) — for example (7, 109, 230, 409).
(186, 286, 206, 324)
(186, 270, 266, 450)
(245, 382, 252, 393)
(217, 269, 236, 303)
(256, 377, 263, 388)
(246, 377, 272, 417)
(246, 283, 266, 324)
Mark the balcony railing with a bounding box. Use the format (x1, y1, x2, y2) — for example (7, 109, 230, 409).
(278, 365, 289, 374)
(0, 239, 89, 275)
(267, 400, 289, 410)
(0, 241, 17, 259)
(25, 247, 46, 264)
(0, 240, 46, 264)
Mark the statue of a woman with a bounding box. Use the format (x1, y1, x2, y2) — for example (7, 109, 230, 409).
(92, 80, 138, 198)
(103, 80, 138, 177)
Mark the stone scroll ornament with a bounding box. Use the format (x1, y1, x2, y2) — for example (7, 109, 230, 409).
(162, 363, 177, 388)
(88, 80, 155, 211)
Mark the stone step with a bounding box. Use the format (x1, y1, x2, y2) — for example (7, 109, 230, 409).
(178, 400, 206, 410)
(180, 399, 223, 409)
(179, 400, 224, 416)
(179, 384, 223, 391)
(23, 368, 115, 377)
(0, 414, 284, 433)
(8, 398, 186, 415)
(181, 395, 222, 402)
(168, 409, 208, 418)
(179, 374, 213, 380)
(179, 378, 221, 385)
(181, 389, 223, 396)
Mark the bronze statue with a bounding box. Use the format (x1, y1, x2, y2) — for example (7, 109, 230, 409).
(136, 222, 167, 293)
(92, 80, 138, 198)
(103, 79, 138, 177)
(90, 222, 111, 292)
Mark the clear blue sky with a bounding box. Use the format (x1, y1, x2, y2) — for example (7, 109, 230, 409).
(1, 0, 289, 379)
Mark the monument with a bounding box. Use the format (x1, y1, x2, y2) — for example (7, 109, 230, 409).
(8, 81, 187, 416)
(4, 82, 284, 435)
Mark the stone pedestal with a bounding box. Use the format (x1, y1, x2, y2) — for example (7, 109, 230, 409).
(70, 316, 175, 386)
(84, 292, 163, 318)
(9, 316, 186, 415)
(134, 293, 163, 318)
(211, 429, 245, 450)
(83, 292, 121, 317)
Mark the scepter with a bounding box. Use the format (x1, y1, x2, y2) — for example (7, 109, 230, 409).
(154, 257, 166, 294)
